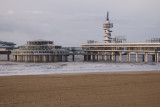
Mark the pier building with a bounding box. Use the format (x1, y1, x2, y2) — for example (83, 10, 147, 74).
(82, 12, 160, 64)
(0, 41, 16, 61)
(12, 40, 69, 62)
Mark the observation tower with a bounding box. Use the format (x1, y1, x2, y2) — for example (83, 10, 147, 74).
(103, 12, 113, 43)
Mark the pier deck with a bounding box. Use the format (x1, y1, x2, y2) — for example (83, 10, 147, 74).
(82, 42, 160, 64)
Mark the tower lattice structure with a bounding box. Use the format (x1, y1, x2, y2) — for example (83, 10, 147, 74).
(103, 12, 113, 43)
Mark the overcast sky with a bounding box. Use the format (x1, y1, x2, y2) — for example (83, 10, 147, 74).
(0, 0, 160, 46)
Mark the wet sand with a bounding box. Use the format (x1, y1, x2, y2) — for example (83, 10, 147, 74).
(0, 71, 160, 107)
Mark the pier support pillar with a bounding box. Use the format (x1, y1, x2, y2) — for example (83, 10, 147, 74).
(7, 54, 10, 61)
(88, 55, 91, 61)
(61, 55, 63, 62)
(18, 56, 20, 62)
(84, 55, 86, 61)
(28, 55, 31, 62)
(66, 56, 68, 62)
(102, 55, 104, 61)
(84, 55, 87, 61)
(29, 56, 31, 62)
(28, 55, 30, 62)
(152, 55, 155, 62)
(17, 56, 19, 61)
(90, 52, 93, 61)
(26, 56, 28, 62)
(21, 56, 23, 62)
(19, 55, 21, 62)
(22, 56, 24, 62)
(119, 52, 122, 62)
(22, 56, 23, 62)
(65, 56, 68, 62)
(72, 55, 75, 61)
(27, 56, 29, 62)
(142, 55, 144, 62)
(51, 55, 54, 62)
(30, 56, 33, 62)
(136, 52, 138, 63)
(104, 55, 107, 61)
(96, 55, 98, 61)
(43, 55, 46, 62)
(62, 56, 65, 62)
(98, 52, 100, 61)
(155, 53, 157, 63)
(35, 56, 37, 62)
(54, 55, 58, 62)
(145, 52, 148, 64)
(59, 55, 62, 62)
(86, 55, 88, 61)
(33, 56, 36, 62)
(92, 55, 95, 61)
(37, 55, 39, 62)
(14, 55, 17, 61)
(157, 53, 159, 64)
(111, 52, 114, 62)
(91, 54, 93, 61)
(127, 52, 130, 62)
(24, 56, 26, 62)
(21, 56, 22, 62)
(48, 55, 51, 62)
(20, 56, 22, 62)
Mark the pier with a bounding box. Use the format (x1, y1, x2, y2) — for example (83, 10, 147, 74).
(82, 12, 160, 64)
(1, 12, 160, 63)
(0, 41, 16, 61)
(12, 40, 69, 62)
(62, 47, 83, 61)
(82, 43, 160, 64)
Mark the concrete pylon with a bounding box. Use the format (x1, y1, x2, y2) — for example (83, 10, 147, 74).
(119, 52, 122, 62)
(111, 52, 114, 62)
(145, 52, 148, 64)
(157, 53, 159, 64)
(127, 52, 130, 62)
(155, 53, 157, 63)
(104, 55, 107, 61)
(136, 52, 138, 63)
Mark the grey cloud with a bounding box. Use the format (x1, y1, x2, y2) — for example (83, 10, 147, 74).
(0, 0, 160, 46)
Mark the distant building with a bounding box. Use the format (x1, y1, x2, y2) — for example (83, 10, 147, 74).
(87, 40, 98, 44)
(146, 38, 160, 43)
(0, 41, 16, 61)
(12, 40, 69, 62)
(0, 41, 16, 51)
(111, 36, 126, 43)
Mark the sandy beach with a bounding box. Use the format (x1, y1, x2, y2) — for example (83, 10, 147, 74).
(0, 71, 160, 107)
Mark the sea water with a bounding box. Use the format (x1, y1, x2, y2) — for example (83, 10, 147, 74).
(0, 55, 160, 76)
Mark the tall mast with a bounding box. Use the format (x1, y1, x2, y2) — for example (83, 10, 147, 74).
(107, 11, 109, 21)
(103, 12, 113, 43)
